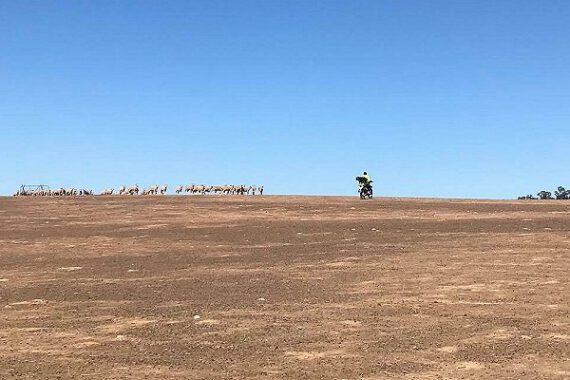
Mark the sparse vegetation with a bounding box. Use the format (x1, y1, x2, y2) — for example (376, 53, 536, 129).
(554, 186, 570, 199)
(518, 186, 569, 200)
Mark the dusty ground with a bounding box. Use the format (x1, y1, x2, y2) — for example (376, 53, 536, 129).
(0, 195, 569, 379)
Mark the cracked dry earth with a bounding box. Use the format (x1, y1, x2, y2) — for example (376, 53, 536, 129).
(0, 195, 569, 379)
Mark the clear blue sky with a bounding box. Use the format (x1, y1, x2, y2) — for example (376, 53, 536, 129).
(1, 1, 569, 198)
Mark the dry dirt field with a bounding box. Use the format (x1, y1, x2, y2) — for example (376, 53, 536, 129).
(1, 195, 569, 379)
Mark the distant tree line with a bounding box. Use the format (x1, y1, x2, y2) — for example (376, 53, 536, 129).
(518, 186, 570, 200)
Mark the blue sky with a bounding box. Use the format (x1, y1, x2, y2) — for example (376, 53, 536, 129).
(1, 1, 569, 198)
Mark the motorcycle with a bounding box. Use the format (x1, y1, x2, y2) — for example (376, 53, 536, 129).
(355, 177, 373, 199)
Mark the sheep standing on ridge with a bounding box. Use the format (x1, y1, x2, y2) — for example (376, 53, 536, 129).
(126, 184, 139, 195)
(143, 185, 159, 195)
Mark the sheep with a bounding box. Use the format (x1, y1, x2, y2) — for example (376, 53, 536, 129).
(126, 184, 139, 195)
(63, 188, 77, 196)
(143, 185, 159, 195)
(52, 188, 65, 196)
(222, 185, 232, 194)
(192, 185, 207, 194)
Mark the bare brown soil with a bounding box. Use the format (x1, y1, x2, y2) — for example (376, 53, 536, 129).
(1, 195, 569, 379)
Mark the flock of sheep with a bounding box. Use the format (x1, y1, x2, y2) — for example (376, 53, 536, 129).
(14, 184, 264, 197)
(14, 188, 95, 197)
(102, 184, 264, 196)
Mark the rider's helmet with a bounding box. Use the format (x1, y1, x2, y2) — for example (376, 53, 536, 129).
(363, 171, 367, 175)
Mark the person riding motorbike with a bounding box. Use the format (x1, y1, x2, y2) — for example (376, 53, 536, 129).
(356, 171, 373, 198)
